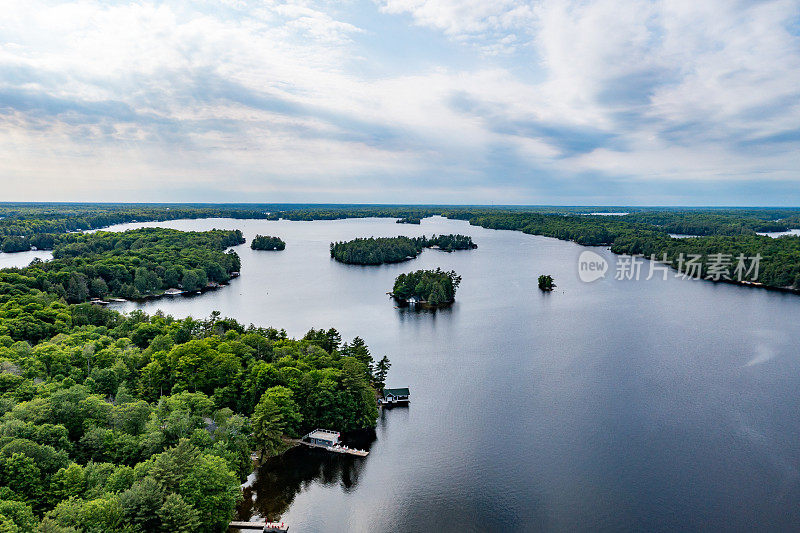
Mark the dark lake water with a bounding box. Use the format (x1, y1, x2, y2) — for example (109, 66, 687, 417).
(99, 216, 800, 532)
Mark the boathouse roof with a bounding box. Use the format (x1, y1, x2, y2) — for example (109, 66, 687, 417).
(307, 429, 340, 441)
(383, 388, 410, 397)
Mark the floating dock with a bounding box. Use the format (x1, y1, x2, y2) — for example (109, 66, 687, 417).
(300, 440, 369, 457)
(290, 429, 369, 457)
(229, 521, 288, 532)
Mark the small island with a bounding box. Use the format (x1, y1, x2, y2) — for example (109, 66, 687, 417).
(251, 234, 286, 250)
(331, 234, 476, 265)
(392, 268, 461, 307)
(538, 275, 555, 291)
(396, 216, 422, 224)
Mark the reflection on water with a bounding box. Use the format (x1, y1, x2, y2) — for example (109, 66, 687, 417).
(239, 430, 377, 521)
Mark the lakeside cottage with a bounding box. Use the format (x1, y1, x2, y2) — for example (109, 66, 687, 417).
(380, 387, 410, 405)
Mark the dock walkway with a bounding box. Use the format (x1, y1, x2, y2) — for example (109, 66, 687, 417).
(229, 521, 288, 531)
(288, 438, 369, 457)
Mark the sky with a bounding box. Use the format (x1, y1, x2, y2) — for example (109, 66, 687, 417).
(1, 0, 799, 205)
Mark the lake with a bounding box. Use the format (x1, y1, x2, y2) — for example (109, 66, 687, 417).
(0, 250, 52, 269)
(99, 216, 800, 531)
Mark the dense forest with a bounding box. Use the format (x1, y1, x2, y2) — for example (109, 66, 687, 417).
(330, 235, 476, 265)
(392, 268, 461, 306)
(0, 225, 386, 531)
(0, 311, 383, 532)
(250, 236, 285, 251)
(4, 228, 245, 307)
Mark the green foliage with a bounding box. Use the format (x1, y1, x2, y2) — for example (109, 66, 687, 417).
(250, 235, 285, 251)
(0, 453, 43, 506)
(330, 234, 475, 265)
(373, 356, 390, 391)
(0, 499, 37, 532)
(253, 387, 302, 458)
(0, 228, 244, 319)
(178, 453, 240, 531)
(538, 275, 555, 291)
(392, 268, 462, 305)
(0, 306, 383, 529)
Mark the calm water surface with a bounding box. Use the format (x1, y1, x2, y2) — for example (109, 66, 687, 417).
(0, 250, 52, 269)
(101, 217, 800, 532)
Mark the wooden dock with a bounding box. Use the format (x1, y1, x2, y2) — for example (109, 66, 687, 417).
(303, 440, 369, 456)
(287, 438, 369, 457)
(229, 521, 288, 531)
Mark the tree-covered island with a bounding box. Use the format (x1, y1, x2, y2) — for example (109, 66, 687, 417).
(330, 235, 476, 265)
(250, 235, 286, 251)
(538, 275, 555, 291)
(392, 268, 461, 307)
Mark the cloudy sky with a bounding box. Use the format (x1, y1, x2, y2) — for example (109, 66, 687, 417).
(1, 0, 799, 204)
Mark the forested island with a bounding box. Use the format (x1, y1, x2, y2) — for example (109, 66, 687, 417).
(0, 225, 388, 531)
(330, 234, 476, 265)
(538, 275, 555, 291)
(392, 268, 461, 307)
(396, 217, 421, 224)
(250, 235, 285, 251)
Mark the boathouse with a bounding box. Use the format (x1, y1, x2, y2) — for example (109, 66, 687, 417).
(305, 429, 341, 447)
(381, 387, 410, 404)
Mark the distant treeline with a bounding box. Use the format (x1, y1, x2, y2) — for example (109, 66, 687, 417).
(330, 234, 476, 265)
(250, 235, 285, 251)
(620, 211, 788, 236)
(392, 268, 461, 306)
(0, 206, 270, 242)
(4, 204, 800, 250)
(3, 203, 800, 290)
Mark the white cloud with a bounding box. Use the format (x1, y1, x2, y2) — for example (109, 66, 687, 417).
(1, 0, 799, 202)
